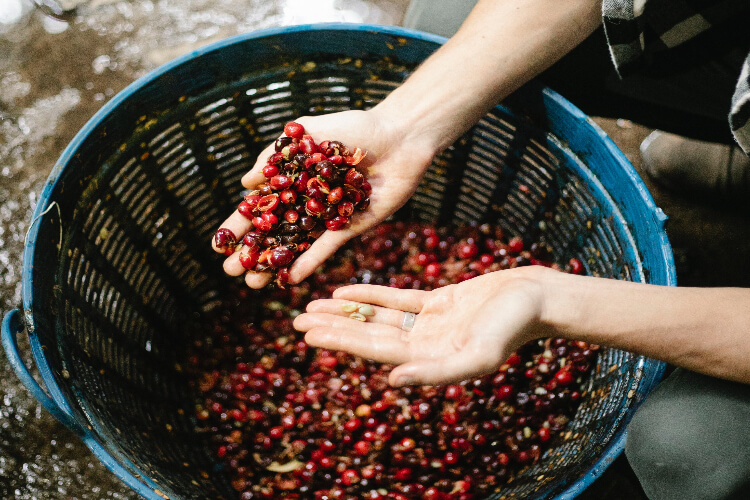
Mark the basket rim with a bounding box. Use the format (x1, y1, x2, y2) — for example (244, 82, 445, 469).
(19, 22, 674, 500)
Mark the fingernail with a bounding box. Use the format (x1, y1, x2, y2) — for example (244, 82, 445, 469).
(287, 269, 301, 284)
(396, 375, 414, 386)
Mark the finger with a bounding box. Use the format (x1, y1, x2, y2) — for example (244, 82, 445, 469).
(245, 270, 272, 289)
(294, 308, 404, 336)
(304, 326, 409, 365)
(223, 251, 246, 276)
(213, 142, 275, 254)
(287, 199, 389, 284)
(294, 311, 399, 335)
(211, 211, 253, 253)
(388, 340, 501, 387)
(304, 299, 406, 329)
(242, 142, 275, 189)
(333, 285, 427, 313)
(287, 228, 358, 284)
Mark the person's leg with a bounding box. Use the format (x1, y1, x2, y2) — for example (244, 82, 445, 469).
(639, 131, 750, 202)
(539, 27, 750, 201)
(625, 369, 750, 500)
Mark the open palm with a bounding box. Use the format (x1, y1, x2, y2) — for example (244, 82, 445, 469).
(294, 269, 549, 386)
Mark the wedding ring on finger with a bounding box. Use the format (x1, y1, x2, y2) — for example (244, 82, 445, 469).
(341, 303, 375, 322)
(401, 311, 416, 331)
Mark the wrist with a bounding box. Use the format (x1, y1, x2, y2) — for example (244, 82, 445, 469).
(507, 266, 580, 342)
(481, 266, 561, 346)
(373, 0, 604, 157)
(369, 97, 444, 160)
(535, 268, 577, 337)
(370, 68, 495, 156)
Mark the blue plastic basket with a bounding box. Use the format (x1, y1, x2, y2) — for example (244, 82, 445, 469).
(2, 24, 674, 499)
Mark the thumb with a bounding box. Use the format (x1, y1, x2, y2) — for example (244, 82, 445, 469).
(388, 344, 501, 387)
(288, 204, 387, 284)
(287, 228, 357, 284)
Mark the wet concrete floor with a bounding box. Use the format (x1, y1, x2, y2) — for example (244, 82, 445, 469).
(1, 0, 748, 499)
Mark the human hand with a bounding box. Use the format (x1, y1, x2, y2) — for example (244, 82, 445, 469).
(294, 267, 552, 387)
(211, 109, 436, 288)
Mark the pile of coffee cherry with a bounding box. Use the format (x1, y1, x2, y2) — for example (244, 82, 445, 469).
(213, 122, 369, 285)
(192, 222, 596, 499)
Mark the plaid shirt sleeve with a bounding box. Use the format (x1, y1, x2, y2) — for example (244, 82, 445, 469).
(602, 0, 750, 154)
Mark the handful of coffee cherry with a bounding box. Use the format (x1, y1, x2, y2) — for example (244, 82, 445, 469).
(213, 122, 370, 286)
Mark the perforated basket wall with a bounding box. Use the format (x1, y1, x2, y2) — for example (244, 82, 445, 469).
(21, 25, 673, 500)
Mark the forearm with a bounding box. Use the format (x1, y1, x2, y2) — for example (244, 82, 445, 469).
(538, 270, 750, 383)
(374, 0, 603, 154)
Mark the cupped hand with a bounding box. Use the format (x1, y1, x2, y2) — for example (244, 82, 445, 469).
(293, 267, 552, 387)
(211, 109, 435, 288)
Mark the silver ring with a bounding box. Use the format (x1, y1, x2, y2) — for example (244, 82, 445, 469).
(401, 312, 416, 331)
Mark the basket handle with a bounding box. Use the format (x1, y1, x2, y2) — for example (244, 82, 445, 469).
(2, 309, 84, 434)
(3, 309, 179, 499)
